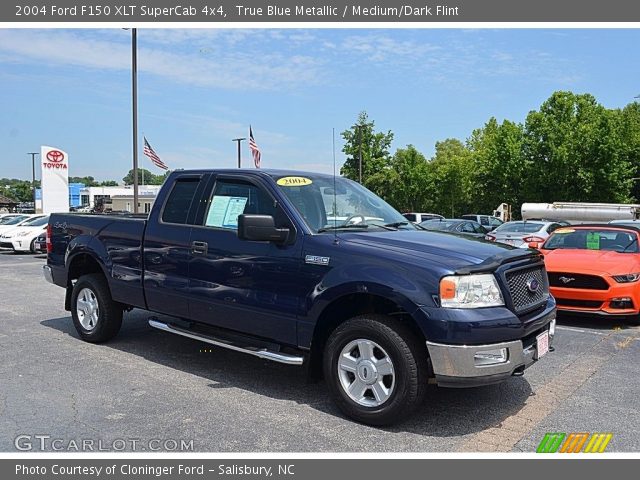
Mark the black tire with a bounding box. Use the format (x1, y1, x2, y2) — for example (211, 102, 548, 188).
(70, 273, 123, 343)
(323, 314, 428, 426)
(29, 238, 36, 254)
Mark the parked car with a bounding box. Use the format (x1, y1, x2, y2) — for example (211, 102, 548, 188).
(0, 215, 49, 253)
(0, 214, 28, 225)
(402, 212, 444, 223)
(609, 219, 640, 228)
(486, 221, 563, 248)
(534, 224, 640, 321)
(33, 232, 47, 253)
(0, 214, 43, 235)
(420, 218, 489, 238)
(45, 169, 555, 426)
(461, 214, 504, 231)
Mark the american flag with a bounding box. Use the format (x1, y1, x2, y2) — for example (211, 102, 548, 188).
(249, 126, 261, 169)
(143, 137, 168, 170)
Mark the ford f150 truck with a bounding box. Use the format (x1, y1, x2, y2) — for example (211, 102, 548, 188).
(44, 169, 556, 425)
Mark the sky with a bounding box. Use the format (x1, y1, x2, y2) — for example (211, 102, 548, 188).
(1, 27, 639, 182)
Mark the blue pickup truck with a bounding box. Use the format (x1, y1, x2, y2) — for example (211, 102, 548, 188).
(44, 169, 556, 425)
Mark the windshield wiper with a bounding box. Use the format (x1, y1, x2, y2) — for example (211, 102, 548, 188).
(317, 224, 370, 233)
(383, 221, 410, 229)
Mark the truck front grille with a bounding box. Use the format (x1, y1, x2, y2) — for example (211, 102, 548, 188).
(505, 265, 549, 314)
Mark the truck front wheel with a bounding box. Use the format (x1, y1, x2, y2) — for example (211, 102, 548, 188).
(323, 315, 428, 425)
(71, 274, 123, 343)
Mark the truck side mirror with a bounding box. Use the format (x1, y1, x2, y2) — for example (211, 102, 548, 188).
(238, 214, 289, 244)
(528, 241, 540, 249)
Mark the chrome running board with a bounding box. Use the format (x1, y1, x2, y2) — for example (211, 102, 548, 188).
(148, 319, 304, 366)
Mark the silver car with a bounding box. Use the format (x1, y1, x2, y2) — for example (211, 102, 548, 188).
(486, 221, 564, 248)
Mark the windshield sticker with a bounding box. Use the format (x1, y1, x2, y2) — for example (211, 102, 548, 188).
(586, 232, 600, 250)
(205, 196, 248, 229)
(277, 176, 313, 187)
(555, 228, 575, 234)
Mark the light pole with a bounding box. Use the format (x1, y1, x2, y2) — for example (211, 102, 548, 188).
(232, 138, 246, 168)
(28, 152, 38, 211)
(131, 28, 139, 213)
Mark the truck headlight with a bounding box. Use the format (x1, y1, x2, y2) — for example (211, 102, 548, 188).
(439, 274, 504, 308)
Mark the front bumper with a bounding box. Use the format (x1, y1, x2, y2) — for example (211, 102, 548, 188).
(426, 311, 555, 388)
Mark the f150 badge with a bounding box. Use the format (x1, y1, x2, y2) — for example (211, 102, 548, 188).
(305, 255, 330, 266)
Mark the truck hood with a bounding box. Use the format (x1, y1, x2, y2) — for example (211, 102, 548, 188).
(341, 230, 537, 272)
(542, 248, 640, 276)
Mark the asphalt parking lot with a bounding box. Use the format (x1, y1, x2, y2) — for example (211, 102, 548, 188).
(1, 250, 639, 452)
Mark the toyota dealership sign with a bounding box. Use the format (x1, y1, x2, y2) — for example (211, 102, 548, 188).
(41, 145, 69, 214)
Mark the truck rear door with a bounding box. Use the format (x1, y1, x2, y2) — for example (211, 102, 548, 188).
(143, 173, 209, 318)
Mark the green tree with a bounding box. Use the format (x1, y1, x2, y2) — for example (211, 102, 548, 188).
(122, 168, 165, 185)
(99, 180, 119, 187)
(341, 111, 394, 187)
(367, 145, 434, 212)
(523, 91, 633, 204)
(468, 118, 526, 215)
(430, 139, 474, 217)
(69, 176, 99, 186)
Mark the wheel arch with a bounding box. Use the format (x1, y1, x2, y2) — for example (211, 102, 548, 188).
(64, 252, 110, 310)
(307, 288, 427, 378)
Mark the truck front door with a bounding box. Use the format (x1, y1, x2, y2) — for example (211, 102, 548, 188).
(187, 175, 301, 345)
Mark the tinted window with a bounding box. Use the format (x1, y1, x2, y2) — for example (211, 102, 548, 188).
(403, 213, 416, 222)
(471, 221, 487, 234)
(460, 222, 476, 233)
(162, 178, 200, 224)
(495, 222, 545, 233)
(479, 216, 490, 225)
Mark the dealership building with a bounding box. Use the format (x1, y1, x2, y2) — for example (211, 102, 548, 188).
(36, 185, 162, 212)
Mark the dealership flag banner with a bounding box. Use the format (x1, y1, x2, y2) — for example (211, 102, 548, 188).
(40, 145, 69, 214)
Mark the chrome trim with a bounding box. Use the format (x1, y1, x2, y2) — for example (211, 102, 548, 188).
(426, 339, 525, 378)
(148, 319, 304, 366)
(42, 265, 54, 284)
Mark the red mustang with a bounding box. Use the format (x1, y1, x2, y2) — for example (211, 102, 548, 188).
(533, 224, 640, 322)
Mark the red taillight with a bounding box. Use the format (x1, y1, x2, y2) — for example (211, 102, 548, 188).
(523, 236, 545, 243)
(46, 223, 53, 253)
(486, 234, 496, 241)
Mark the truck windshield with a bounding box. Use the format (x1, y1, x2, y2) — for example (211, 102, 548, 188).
(272, 174, 415, 233)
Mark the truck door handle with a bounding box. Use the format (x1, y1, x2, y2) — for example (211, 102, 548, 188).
(191, 241, 208, 255)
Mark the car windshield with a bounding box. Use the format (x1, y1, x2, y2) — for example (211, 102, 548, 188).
(544, 228, 639, 253)
(494, 222, 544, 234)
(0, 216, 27, 225)
(272, 173, 415, 233)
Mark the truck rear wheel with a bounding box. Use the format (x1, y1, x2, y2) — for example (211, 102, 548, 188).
(323, 315, 428, 426)
(71, 274, 122, 343)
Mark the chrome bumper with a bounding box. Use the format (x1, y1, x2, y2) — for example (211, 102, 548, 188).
(426, 318, 555, 388)
(43, 265, 54, 284)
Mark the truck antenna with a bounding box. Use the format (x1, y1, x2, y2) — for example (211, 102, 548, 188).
(332, 127, 338, 244)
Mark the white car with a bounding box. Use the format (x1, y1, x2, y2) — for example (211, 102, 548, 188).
(0, 215, 49, 253)
(485, 220, 564, 248)
(0, 214, 35, 232)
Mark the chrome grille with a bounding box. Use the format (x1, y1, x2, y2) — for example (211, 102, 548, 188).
(505, 266, 549, 314)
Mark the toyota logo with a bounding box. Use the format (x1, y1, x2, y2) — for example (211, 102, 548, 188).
(46, 150, 65, 162)
(527, 278, 540, 293)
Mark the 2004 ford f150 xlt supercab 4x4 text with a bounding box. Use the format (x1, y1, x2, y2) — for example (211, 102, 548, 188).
(44, 169, 556, 425)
